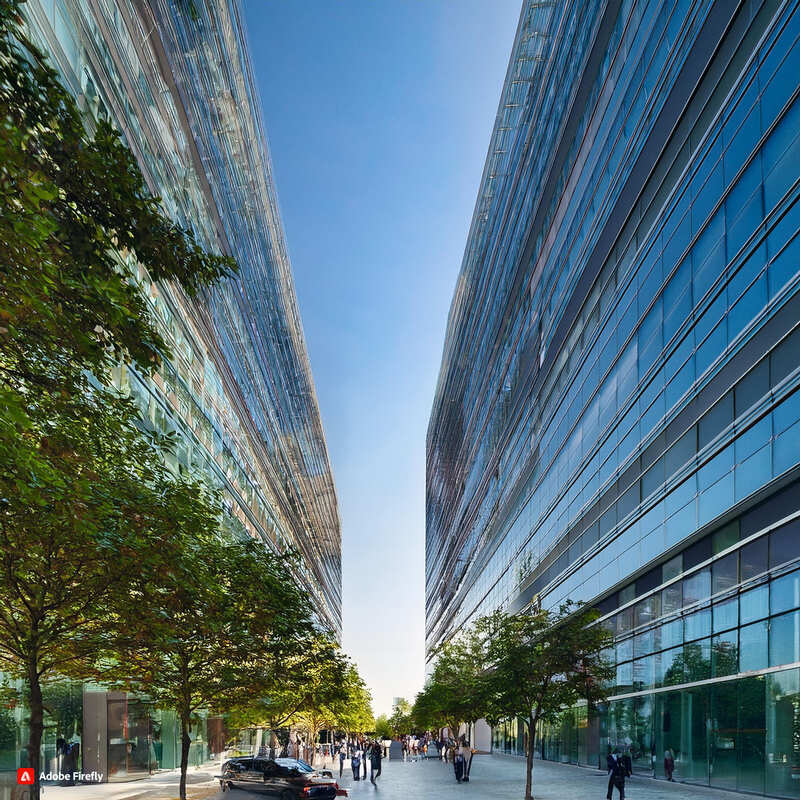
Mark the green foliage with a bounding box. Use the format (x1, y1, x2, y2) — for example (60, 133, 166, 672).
(413, 629, 486, 736)
(388, 697, 413, 736)
(94, 524, 318, 793)
(328, 665, 373, 735)
(476, 603, 614, 799)
(373, 714, 394, 741)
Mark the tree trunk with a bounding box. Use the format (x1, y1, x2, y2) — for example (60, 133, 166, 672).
(179, 714, 191, 800)
(26, 659, 44, 800)
(525, 716, 536, 800)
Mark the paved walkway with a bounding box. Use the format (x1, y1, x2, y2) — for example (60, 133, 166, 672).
(209, 755, 760, 800)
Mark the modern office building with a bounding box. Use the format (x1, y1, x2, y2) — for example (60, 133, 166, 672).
(0, 0, 341, 785)
(427, 0, 800, 795)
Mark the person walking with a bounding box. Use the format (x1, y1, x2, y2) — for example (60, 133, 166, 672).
(664, 748, 675, 781)
(338, 742, 346, 778)
(453, 742, 466, 783)
(351, 747, 362, 781)
(370, 741, 382, 783)
(622, 747, 633, 778)
(606, 748, 627, 800)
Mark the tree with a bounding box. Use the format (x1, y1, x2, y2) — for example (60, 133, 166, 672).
(0, 1, 233, 797)
(374, 714, 394, 741)
(291, 650, 351, 764)
(95, 529, 316, 800)
(413, 629, 487, 740)
(227, 635, 350, 764)
(329, 665, 373, 737)
(477, 604, 614, 800)
(388, 698, 413, 737)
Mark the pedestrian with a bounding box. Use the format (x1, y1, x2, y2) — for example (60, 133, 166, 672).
(338, 742, 346, 778)
(464, 742, 475, 782)
(362, 740, 369, 779)
(370, 740, 382, 783)
(664, 748, 675, 781)
(622, 748, 632, 778)
(352, 747, 362, 781)
(606, 748, 627, 800)
(453, 742, 466, 783)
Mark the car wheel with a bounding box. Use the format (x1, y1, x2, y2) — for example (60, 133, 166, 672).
(227, 783, 236, 792)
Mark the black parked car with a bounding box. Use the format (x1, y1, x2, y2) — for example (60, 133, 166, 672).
(218, 757, 346, 798)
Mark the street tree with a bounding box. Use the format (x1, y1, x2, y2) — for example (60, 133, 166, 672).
(413, 628, 487, 740)
(373, 714, 394, 741)
(476, 603, 614, 800)
(291, 649, 351, 763)
(227, 635, 349, 757)
(95, 529, 315, 800)
(0, 1, 233, 797)
(388, 697, 413, 737)
(329, 665, 373, 737)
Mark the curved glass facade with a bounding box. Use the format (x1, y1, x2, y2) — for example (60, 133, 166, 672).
(427, 0, 800, 794)
(1, 0, 341, 784)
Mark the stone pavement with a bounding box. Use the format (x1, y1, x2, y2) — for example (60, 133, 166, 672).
(0, 765, 222, 800)
(209, 754, 760, 800)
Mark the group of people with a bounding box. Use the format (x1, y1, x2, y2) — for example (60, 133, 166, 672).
(333, 732, 476, 786)
(337, 738, 383, 783)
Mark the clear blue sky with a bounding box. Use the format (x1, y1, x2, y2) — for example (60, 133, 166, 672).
(242, 0, 521, 717)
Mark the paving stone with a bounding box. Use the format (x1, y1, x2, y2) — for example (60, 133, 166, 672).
(210, 755, 759, 800)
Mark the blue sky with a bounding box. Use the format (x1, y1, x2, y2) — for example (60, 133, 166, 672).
(243, 0, 521, 716)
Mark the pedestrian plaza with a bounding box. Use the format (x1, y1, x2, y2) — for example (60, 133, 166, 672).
(211, 755, 760, 800)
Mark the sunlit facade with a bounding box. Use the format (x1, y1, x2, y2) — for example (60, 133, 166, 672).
(427, 0, 800, 794)
(0, 0, 341, 784)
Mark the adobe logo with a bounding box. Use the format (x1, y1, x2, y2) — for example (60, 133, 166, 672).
(17, 768, 34, 785)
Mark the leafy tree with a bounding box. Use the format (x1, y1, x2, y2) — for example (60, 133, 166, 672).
(94, 528, 315, 800)
(0, 0, 233, 795)
(374, 714, 394, 741)
(413, 629, 486, 739)
(388, 697, 413, 736)
(329, 665, 373, 737)
(227, 636, 349, 758)
(291, 650, 351, 763)
(477, 604, 614, 800)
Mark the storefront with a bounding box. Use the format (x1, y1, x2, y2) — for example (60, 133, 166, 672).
(0, 682, 221, 789)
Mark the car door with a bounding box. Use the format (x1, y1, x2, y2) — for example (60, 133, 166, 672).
(227, 758, 253, 788)
(250, 759, 274, 791)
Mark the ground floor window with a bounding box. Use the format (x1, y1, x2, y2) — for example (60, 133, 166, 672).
(495, 666, 800, 798)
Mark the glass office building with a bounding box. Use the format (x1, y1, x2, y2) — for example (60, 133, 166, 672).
(427, 0, 800, 795)
(0, 0, 341, 785)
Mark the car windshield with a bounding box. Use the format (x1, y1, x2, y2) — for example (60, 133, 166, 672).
(275, 758, 313, 773)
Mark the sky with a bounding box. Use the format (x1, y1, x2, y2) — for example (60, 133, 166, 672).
(242, 0, 521, 717)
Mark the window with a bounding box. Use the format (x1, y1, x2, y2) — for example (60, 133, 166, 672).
(663, 554, 683, 582)
(684, 608, 712, 642)
(713, 597, 738, 633)
(712, 629, 738, 676)
(740, 536, 768, 580)
(713, 552, 739, 594)
(740, 584, 769, 624)
(771, 569, 800, 616)
(662, 582, 683, 614)
(770, 520, 800, 568)
(683, 569, 711, 605)
(739, 621, 768, 671)
(769, 610, 800, 667)
(659, 617, 684, 650)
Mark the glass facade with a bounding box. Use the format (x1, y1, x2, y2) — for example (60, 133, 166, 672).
(1, 0, 341, 785)
(426, 0, 800, 795)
